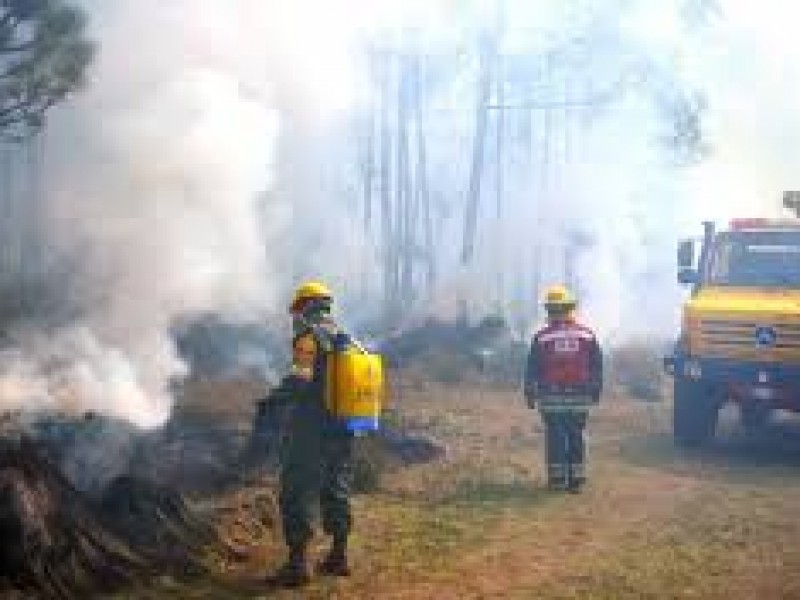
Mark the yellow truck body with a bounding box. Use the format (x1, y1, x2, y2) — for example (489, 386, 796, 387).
(668, 219, 800, 445)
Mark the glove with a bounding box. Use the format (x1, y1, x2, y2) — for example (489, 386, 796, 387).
(243, 395, 283, 467)
(253, 397, 279, 437)
(253, 380, 294, 436)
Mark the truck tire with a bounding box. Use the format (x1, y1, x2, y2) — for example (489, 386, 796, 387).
(673, 377, 718, 447)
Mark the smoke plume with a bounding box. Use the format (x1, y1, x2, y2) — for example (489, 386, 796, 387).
(0, 1, 797, 426)
(0, 1, 350, 426)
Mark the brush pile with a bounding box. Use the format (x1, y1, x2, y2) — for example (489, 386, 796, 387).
(0, 432, 230, 599)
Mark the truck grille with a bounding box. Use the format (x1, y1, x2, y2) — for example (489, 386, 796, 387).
(695, 319, 800, 360)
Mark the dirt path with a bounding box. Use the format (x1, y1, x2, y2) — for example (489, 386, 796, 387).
(123, 381, 800, 599)
(339, 384, 800, 599)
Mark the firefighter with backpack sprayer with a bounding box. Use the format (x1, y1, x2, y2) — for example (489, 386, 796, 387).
(255, 280, 384, 587)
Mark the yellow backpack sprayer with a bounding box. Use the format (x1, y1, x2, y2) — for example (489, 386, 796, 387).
(324, 335, 385, 434)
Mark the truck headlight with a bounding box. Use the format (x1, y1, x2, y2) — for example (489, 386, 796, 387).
(684, 360, 702, 380)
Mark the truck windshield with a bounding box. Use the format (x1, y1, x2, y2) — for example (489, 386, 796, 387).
(708, 230, 800, 287)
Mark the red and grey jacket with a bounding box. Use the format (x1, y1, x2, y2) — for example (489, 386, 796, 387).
(524, 318, 603, 401)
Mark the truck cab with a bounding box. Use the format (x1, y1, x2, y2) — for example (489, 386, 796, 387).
(667, 216, 800, 446)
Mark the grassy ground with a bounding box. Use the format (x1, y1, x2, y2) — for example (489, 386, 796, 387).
(119, 376, 800, 599)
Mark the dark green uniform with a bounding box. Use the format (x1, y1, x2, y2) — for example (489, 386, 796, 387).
(269, 315, 355, 558)
(278, 392, 354, 552)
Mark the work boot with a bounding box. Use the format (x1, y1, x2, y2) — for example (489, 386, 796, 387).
(271, 547, 311, 588)
(317, 539, 351, 577)
(567, 479, 585, 494)
(546, 463, 567, 492)
(568, 464, 586, 493)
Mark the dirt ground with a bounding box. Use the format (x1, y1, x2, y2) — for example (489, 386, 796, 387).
(116, 375, 800, 599)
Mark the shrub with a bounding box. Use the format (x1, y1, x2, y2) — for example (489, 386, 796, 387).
(608, 339, 669, 402)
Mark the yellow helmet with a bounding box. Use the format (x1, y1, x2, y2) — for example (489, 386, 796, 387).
(290, 280, 333, 312)
(543, 284, 576, 310)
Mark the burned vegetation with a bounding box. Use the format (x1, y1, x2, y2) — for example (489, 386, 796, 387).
(0, 426, 238, 599)
(0, 390, 274, 599)
(0, 437, 143, 598)
(0, 367, 444, 598)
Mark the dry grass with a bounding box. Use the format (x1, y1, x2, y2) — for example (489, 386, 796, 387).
(174, 376, 268, 426)
(118, 376, 800, 599)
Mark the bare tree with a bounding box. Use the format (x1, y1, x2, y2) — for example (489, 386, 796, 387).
(461, 32, 494, 265)
(411, 55, 435, 293)
(658, 89, 708, 165)
(376, 48, 397, 322)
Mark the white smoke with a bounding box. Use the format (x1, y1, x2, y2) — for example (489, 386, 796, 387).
(557, 0, 800, 337)
(578, 0, 800, 339)
(0, 0, 366, 427)
(331, 0, 800, 340)
(1, 1, 796, 425)
(680, 1, 800, 222)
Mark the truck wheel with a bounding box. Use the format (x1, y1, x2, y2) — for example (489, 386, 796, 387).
(673, 377, 718, 448)
(741, 404, 770, 432)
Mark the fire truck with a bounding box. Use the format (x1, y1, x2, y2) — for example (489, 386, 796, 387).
(666, 195, 800, 446)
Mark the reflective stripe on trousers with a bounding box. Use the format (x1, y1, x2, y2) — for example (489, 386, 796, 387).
(540, 410, 587, 484)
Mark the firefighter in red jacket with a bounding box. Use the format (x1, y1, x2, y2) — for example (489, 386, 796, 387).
(524, 285, 603, 492)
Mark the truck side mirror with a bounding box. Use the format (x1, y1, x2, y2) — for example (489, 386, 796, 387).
(678, 268, 698, 285)
(784, 191, 800, 217)
(677, 239, 695, 269)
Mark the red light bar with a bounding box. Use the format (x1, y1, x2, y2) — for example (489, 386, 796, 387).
(729, 218, 800, 230)
(730, 218, 767, 229)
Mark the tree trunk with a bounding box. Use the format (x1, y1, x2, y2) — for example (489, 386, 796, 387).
(461, 35, 494, 264)
(395, 54, 412, 308)
(378, 50, 395, 325)
(412, 55, 435, 294)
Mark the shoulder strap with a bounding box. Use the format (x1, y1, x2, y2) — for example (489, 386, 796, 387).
(296, 315, 358, 354)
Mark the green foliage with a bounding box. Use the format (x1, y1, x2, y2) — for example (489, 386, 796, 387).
(0, 0, 95, 140)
